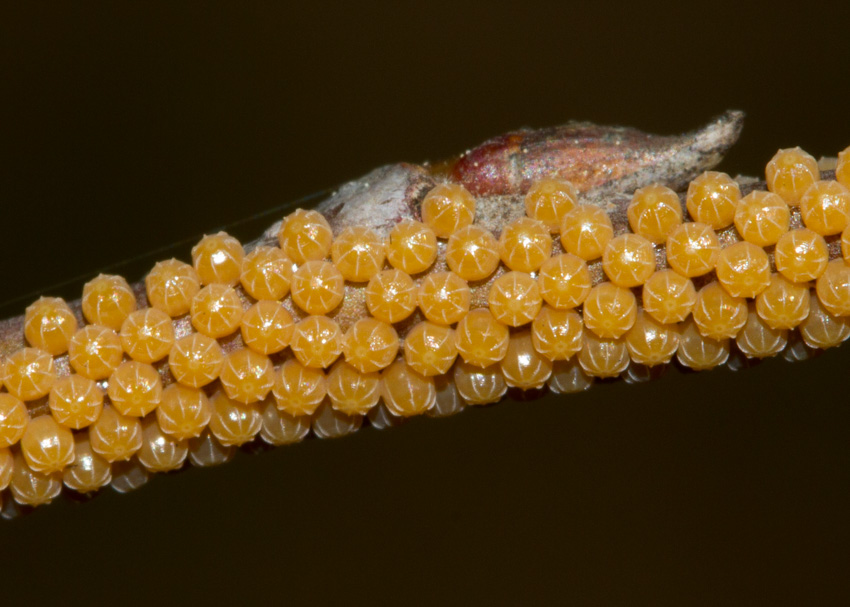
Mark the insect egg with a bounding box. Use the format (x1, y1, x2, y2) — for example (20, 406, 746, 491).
(799, 180, 850, 236)
(537, 253, 592, 310)
(581, 282, 637, 339)
(624, 311, 679, 367)
(145, 259, 201, 317)
(9, 452, 61, 506)
(380, 360, 436, 417)
(290, 260, 345, 316)
(531, 306, 583, 361)
(326, 361, 381, 415)
(331, 226, 386, 282)
(837, 146, 850, 187)
(714, 241, 771, 299)
(20, 415, 74, 475)
(559, 205, 613, 261)
(272, 359, 327, 417)
(815, 259, 850, 318)
(107, 361, 163, 417)
(365, 269, 417, 324)
(168, 333, 225, 389)
(421, 183, 476, 238)
(208, 391, 262, 447)
(62, 434, 112, 494)
(487, 271, 543, 327)
(735, 304, 788, 359)
(88, 406, 143, 462)
(218, 348, 275, 404)
(81, 274, 137, 330)
(3, 347, 57, 401)
(48, 374, 104, 429)
(187, 431, 234, 468)
(190, 284, 244, 338)
(455, 308, 510, 368)
(641, 270, 696, 325)
(773, 228, 829, 283)
(500, 331, 552, 389)
(692, 281, 748, 340)
(417, 271, 471, 325)
(665, 222, 720, 278)
(765, 147, 820, 206)
(627, 184, 683, 243)
(754, 274, 810, 331)
(137, 416, 188, 473)
(445, 225, 500, 281)
(2, 116, 849, 514)
(676, 317, 730, 371)
(386, 220, 438, 275)
(240, 246, 293, 301)
(601, 233, 656, 288)
(686, 171, 741, 229)
(0, 394, 29, 449)
(24, 297, 77, 355)
(119, 307, 175, 364)
(290, 316, 343, 369)
(240, 300, 294, 355)
(259, 402, 311, 446)
(498, 217, 552, 272)
(342, 318, 400, 374)
(524, 178, 579, 232)
(733, 190, 790, 247)
(191, 232, 245, 286)
(577, 332, 629, 379)
(453, 360, 507, 405)
(278, 209, 334, 263)
(156, 384, 212, 440)
(403, 321, 457, 376)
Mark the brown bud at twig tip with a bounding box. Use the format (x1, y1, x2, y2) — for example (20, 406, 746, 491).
(445, 110, 745, 198)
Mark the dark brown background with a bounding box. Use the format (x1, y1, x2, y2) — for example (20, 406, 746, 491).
(2, 2, 850, 604)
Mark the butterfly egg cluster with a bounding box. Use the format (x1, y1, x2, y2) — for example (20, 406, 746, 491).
(2, 146, 850, 513)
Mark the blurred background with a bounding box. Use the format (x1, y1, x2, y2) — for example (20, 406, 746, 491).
(1, 2, 849, 604)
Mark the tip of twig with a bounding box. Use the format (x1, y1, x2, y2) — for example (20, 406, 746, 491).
(690, 109, 745, 157)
